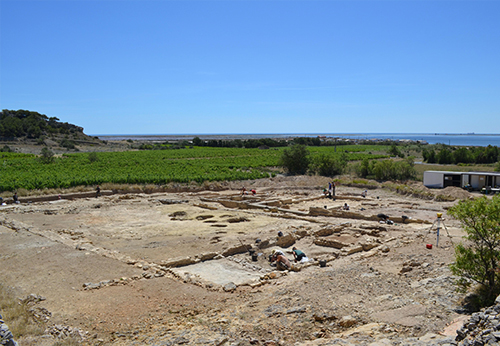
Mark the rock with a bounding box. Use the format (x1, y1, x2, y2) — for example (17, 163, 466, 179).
(314, 226, 343, 237)
(83, 282, 100, 290)
(360, 239, 379, 251)
(223, 282, 237, 292)
(339, 315, 357, 327)
(312, 312, 336, 322)
(345, 245, 364, 255)
(264, 305, 283, 317)
(314, 238, 348, 249)
(161, 256, 197, 268)
(159, 199, 188, 205)
(275, 233, 295, 247)
(286, 307, 307, 314)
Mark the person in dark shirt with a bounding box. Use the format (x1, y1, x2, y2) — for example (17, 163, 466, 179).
(292, 247, 306, 262)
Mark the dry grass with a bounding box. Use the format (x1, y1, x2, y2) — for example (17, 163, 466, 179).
(0, 284, 45, 339)
(382, 181, 436, 200)
(0, 285, 83, 345)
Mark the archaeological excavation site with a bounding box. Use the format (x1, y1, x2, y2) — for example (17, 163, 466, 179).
(0, 176, 482, 345)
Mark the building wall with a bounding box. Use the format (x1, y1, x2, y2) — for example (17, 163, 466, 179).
(423, 172, 444, 188)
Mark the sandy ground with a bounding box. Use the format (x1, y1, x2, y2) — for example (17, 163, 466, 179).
(0, 176, 475, 345)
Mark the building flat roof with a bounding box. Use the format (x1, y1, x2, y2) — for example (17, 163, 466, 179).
(424, 170, 500, 176)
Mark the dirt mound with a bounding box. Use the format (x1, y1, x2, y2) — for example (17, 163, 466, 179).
(438, 186, 473, 201)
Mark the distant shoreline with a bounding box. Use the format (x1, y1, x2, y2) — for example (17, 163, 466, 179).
(94, 133, 500, 147)
(94, 133, 500, 137)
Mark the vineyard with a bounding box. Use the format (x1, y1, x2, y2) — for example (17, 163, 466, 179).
(0, 145, 389, 191)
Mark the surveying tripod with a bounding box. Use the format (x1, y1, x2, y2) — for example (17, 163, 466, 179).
(427, 213, 452, 247)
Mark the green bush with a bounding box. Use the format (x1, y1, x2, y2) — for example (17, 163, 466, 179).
(448, 195, 500, 308)
(59, 139, 76, 150)
(88, 152, 99, 163)
(279, 144, 310, 175)
(39, 147, 54, 164)
(310, 153, 347, 177)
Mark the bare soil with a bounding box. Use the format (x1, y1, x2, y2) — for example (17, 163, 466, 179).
(0, 175, 475, 345)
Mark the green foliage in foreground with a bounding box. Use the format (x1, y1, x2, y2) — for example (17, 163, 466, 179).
(448, 195, 500, 308)
(0, 146, 388, 191)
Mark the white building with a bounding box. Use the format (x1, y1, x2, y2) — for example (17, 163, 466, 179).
(423, 171, 500, 190)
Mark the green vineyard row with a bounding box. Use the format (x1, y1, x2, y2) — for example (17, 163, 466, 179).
(0, 146, 388, 191)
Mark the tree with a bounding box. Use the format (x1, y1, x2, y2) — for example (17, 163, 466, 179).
(448, 195, 500, 307)
(310, 153, 347, 177)
(422, 148, 437, 163)
(280, 144, 310, 175)
(437, 148, 453, 164)
(192, 136, 203, 146)
(40, 147, 55, 163)
(388, 145, 404, 158)
(355, 158, 372, 178)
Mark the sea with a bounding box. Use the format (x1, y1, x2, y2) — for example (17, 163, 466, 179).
(95, 133, 500, 147)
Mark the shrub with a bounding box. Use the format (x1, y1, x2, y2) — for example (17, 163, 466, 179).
(1, 145, 13, 152)
(88, 152, 99, 163)
(60, 139, 76, 150)
(39, 147, 54, 163)
(310, 153, 347, 177)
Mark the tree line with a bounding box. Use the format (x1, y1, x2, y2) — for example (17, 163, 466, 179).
(191, 136, 406, 149)
(280, 144, 417, 181)
(422, 145, 499, 165)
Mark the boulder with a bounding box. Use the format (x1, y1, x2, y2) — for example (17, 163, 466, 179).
(276, 233, 295, 248)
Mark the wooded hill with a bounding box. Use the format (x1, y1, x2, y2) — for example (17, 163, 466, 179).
(0, 109, 88, 139)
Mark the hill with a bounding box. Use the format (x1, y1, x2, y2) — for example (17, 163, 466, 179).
(0, 109, 107, 153)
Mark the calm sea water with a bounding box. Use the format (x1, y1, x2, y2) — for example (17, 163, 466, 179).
(95, 133, 500, 147)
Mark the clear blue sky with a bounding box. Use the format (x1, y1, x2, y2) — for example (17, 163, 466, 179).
(1, 0, 499, 135)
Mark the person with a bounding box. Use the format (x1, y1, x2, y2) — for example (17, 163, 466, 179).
(250, 189, 256, 196)
(332, 182, 336, 197)
(270, 250, 291, 271)
(241, 186, 247, 196)
(361, 190, 367, 198)
(269, 248, 285, 262)
(292, 247, 307, 263)
(328, 182, 332, 197)
(0, 313, 19, 346)
(96, 185, 101, 198)
(342, 203, 350, 211)
(12, 192, 19, 204)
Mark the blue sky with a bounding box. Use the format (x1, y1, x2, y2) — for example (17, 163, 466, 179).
(1, 0, 499, 135)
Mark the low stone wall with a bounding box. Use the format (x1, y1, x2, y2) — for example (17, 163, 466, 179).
(308, 207, 430, 224)
(11, 190, 113, 204)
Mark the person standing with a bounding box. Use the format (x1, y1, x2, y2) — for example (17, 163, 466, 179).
(96, 185, 101, 198)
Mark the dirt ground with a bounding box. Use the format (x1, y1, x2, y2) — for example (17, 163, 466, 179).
(0, 175, 476, 345)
